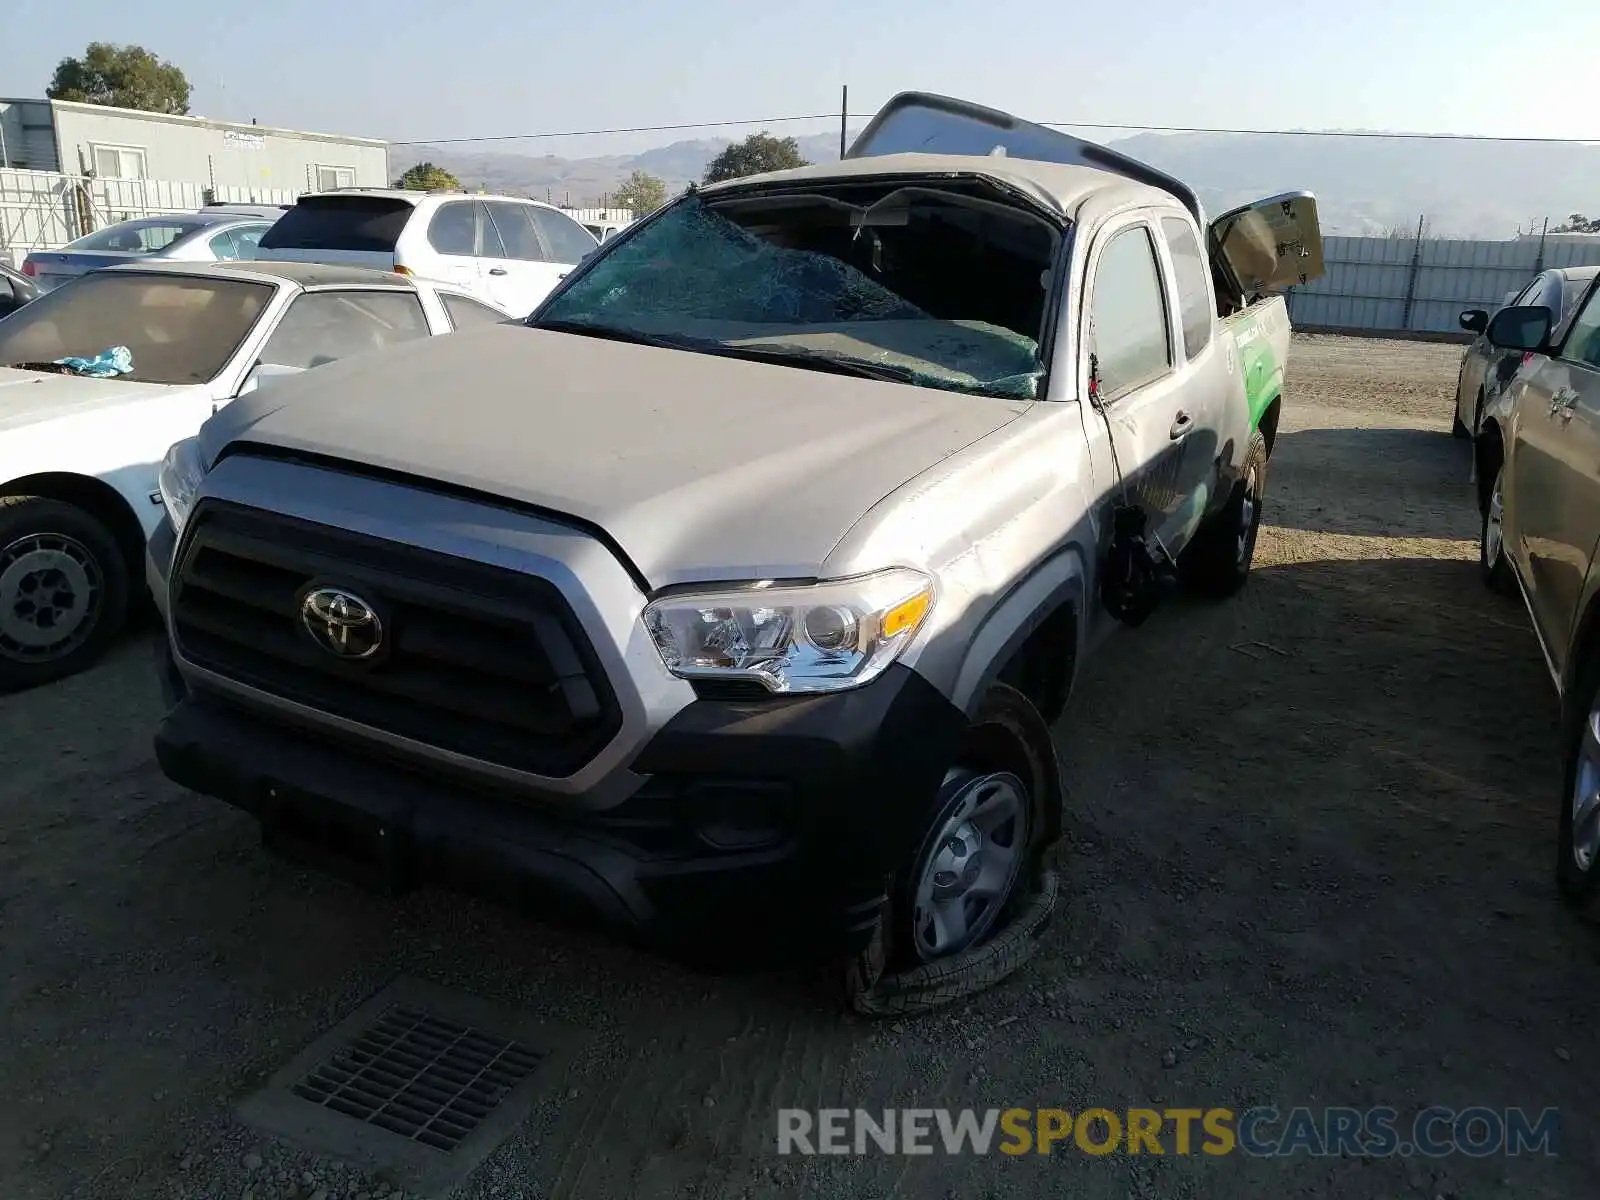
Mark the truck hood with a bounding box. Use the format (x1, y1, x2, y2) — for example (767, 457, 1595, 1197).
(200, 322, 1029, 587)
(0, 367, 189, 433)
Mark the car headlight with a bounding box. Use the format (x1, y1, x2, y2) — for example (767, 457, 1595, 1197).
(157, 436, 207, 536)
(643, 567, 934, 694)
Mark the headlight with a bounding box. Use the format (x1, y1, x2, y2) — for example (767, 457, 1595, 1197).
(157, 436, 206, 536)
(643, 567, 934, 694)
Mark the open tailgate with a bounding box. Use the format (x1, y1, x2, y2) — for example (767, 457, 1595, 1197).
(1208, 193, 1325, 300)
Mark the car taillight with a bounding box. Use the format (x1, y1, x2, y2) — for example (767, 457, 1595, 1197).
(20, 260, 36, 277)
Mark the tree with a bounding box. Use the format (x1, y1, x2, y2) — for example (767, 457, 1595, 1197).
(46, 43, 191, 115)
(613, 170, 667, 215)
(395, 161, 461, 190)
(1553, 214, 1600, 234)
(702, 133, 809, 184)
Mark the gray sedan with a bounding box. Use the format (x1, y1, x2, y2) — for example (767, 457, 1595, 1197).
(19, 212, 277, 294)
(1454, 265, 1600, 439)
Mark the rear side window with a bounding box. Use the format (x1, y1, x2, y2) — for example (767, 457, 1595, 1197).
(258, 196, 414, 252)
(427, 201, 479, 256)
(440, 292, 507, 328)
(257, 289, 432, 370)
(529, 206, 599, 264)
(1161, 217, 1212, 360)
(1089, 226, 1171, 401)
(1561, 284, 1600, 369)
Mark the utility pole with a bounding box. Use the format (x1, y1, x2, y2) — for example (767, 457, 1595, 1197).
(840, 85, 848, 159)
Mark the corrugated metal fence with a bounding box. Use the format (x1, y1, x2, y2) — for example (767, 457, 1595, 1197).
(1287, 234, 1600, 335)
(0, 168, 299, 265)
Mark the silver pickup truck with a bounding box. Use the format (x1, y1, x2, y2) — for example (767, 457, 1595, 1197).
(145, 94, 1323, 1013)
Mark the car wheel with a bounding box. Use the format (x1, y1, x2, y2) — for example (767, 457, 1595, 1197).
(0, 495, 130, 692)
(840, 682, 1060, 1017)
(1559, 660, 1600, 921)
(1180, 429, 1269, 599)
(1479, 463, 1515, 595)
(1452, 412, 1471, 439)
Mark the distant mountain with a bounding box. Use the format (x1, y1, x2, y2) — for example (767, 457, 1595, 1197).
(397, 127, 1600, 238)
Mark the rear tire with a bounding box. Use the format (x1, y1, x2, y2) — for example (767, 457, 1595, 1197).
(1452, 411, 1471, 439)
(1479, 463, 1515, 596)
(0, 496, 129, 692)
(839, 683, 1061, 1017)
(1558, 657, 1600, 922)
(1180, 430, 1269, 598)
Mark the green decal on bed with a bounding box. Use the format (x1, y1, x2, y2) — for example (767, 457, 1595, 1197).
(1228, 306, 1285, 432)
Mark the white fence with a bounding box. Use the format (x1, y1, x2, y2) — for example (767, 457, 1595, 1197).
(0, 168, 300, 265)
(1287, 233, 1600, 336)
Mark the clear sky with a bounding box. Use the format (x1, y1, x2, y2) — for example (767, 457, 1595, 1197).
(5, 0, 1597, 158)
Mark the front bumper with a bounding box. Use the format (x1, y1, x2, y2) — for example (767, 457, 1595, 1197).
(153, 641, 968, 965)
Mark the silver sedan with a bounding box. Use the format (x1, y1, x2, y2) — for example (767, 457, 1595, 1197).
(20, 212, 279, 294)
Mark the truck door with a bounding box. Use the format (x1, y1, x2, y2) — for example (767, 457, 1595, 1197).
(1509, 280, 1600, 678)
(1080, 216, 1194, 552)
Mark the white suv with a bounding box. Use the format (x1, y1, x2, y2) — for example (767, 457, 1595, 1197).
(256, 189, 600, 318)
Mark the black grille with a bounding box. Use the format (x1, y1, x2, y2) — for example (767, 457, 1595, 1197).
(171, 501, 621, 777)
(290, 1003, 544, 1152)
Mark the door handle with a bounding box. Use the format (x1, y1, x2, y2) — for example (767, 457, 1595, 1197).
(488, 267, 508, 276)
(1169, 411, 1194, 440)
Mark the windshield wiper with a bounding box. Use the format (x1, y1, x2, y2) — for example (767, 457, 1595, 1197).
(1, 360, 89, 376)
(531, 319, 703, 353)
(705, 343, 927, 386)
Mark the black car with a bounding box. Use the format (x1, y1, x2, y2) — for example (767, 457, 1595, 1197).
(0, 260, 39, 318)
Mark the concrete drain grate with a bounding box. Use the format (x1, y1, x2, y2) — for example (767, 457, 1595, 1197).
(239, 977, 580, 1197)
(290, 1003, 545, 1151)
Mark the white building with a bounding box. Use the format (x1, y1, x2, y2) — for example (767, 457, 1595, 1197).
(0, 98, 388, 193)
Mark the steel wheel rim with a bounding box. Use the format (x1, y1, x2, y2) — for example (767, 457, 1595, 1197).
(0, 532, 103, 661)
(910, 768, 1030, 961)
(1485, 468, 1505, 568)
(1574, 705, 1600, 873)
(1237, 466, 1260, 564)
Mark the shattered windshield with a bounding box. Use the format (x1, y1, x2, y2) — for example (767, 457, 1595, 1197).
(532, 187, 1061, 399)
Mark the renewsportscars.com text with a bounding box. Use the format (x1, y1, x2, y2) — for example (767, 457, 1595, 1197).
(776, 1106, 1560, 1158)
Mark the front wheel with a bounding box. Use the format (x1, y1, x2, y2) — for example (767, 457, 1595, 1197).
(0, 496, 129, 692)
(1180, 430, 1269, 598)
(840, 683, 1061, 1016)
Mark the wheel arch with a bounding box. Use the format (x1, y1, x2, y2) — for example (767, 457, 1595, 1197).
(1256, 392, 1283, 457)
(0, 471, 147, 577)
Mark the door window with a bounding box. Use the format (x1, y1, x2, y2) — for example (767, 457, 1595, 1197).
(1160, 217, 1212, 361)
(484, 202, 545, 261)
(474, 202, 507, 258)
(1560, 284, 1600, 369)
(427, 202, 478, 256)
(1089, 226, 1172, 401)
(440, 292, 508, 328)
(529, 206, 600, 264)
(231, 225, 267, 259)
(257, 290, 432, 370)
(208, 229, 241, 260)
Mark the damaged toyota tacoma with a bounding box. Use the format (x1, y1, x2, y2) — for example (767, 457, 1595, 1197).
(146, 93, 1323, 1014)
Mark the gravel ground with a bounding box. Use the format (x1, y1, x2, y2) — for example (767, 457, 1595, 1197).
(4, 333, 1599, 1199)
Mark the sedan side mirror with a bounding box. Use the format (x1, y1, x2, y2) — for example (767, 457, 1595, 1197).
(1486, 305, 1553, 353)
(1459, 308, 1489, 335)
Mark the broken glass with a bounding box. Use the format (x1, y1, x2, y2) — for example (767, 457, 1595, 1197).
(536, 196, 1045, 399)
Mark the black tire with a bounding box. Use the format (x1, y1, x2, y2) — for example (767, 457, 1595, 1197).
(0, 495, 129, 692)
(1452, 410, 1471, 439)
(1558, 656, 1600, 922)
(839, 683, 1062, 1017)
(1180, 430, 1269, 599)
(1479, 461, 1515, 596)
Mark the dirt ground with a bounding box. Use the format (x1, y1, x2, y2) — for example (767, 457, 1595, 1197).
(4, 333, 1599, 1199)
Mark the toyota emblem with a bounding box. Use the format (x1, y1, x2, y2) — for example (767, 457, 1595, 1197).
(300, 587, 383, 659)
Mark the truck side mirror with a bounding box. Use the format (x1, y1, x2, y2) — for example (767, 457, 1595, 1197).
(1458, 309, 1488, 335)
(1485, 305, 1552, 353)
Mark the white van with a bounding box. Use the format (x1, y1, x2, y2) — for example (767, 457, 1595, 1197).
(256, 190, 599, 318)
